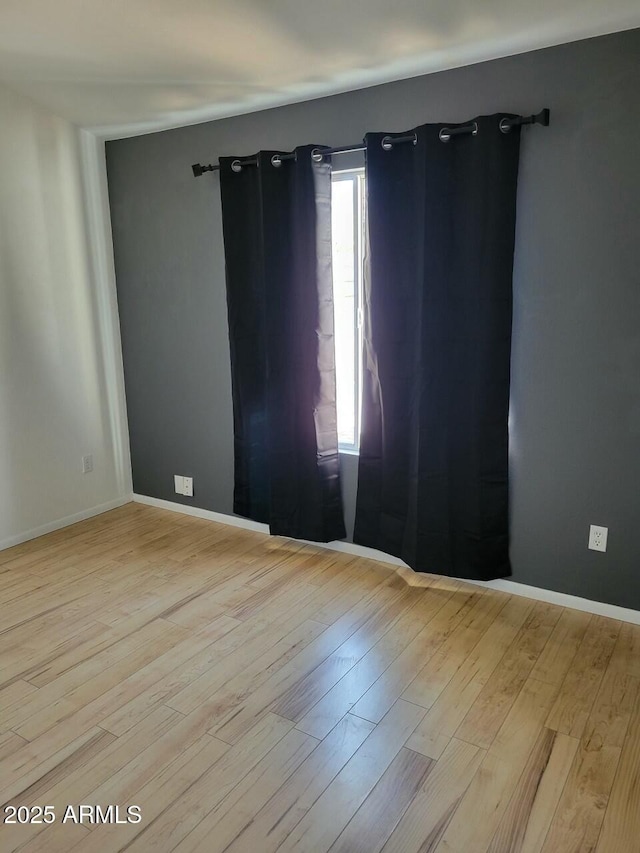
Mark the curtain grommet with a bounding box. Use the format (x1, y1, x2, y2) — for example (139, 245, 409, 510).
(499, 118, 512, 134)
(439, 121, 478, 143)
(380, 132, 416, 151)
(311, 148, 325, 163)
(231, 159, 243, 173)
(271, 154, 282, 168)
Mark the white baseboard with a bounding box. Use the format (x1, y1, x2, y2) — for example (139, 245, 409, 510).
(0, 496, 133, 554)
(133, 493, 269, 533)
(133, 493, 640, 625)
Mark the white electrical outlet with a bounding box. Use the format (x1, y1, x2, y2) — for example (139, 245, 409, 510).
(588, 525, 608, 553)
(82, 455, 93, 474)
(174, 475, 193, 497)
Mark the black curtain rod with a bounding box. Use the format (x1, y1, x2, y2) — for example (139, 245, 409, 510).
(192, 108, 549, 177)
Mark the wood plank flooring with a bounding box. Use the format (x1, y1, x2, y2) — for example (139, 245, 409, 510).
(0, 503, 637, 852)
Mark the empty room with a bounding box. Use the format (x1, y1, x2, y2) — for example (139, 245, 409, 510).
(1, 1, 639, 851)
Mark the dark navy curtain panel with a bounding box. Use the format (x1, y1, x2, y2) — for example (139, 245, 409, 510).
(219, 147, 346, 543)
(354, 115, 522, 580)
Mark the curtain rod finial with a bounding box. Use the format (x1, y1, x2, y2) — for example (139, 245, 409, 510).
(192, 163, 214, 178)
(537, 108, 550, 126)
(500, 108, 551, 134)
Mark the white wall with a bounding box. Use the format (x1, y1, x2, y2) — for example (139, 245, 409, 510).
(0, 82, 131, 549)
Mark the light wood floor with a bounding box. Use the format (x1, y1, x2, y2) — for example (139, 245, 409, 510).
(0, 504, 638, 852)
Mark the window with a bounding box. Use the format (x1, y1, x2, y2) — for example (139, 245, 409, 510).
(331, 168, 365, 452)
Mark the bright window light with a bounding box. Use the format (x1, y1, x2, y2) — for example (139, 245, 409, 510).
(331, 169, 365, 452)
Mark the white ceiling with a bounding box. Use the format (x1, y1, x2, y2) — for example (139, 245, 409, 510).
(0, 0, 638, 138)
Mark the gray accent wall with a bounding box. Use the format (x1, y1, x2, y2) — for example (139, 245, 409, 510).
(107, 29, 640, 609)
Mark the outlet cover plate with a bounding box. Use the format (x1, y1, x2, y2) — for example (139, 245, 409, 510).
(82, 455, 93, 474)
(174, 475, 193, 497)
(588, 524, 608, 552)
